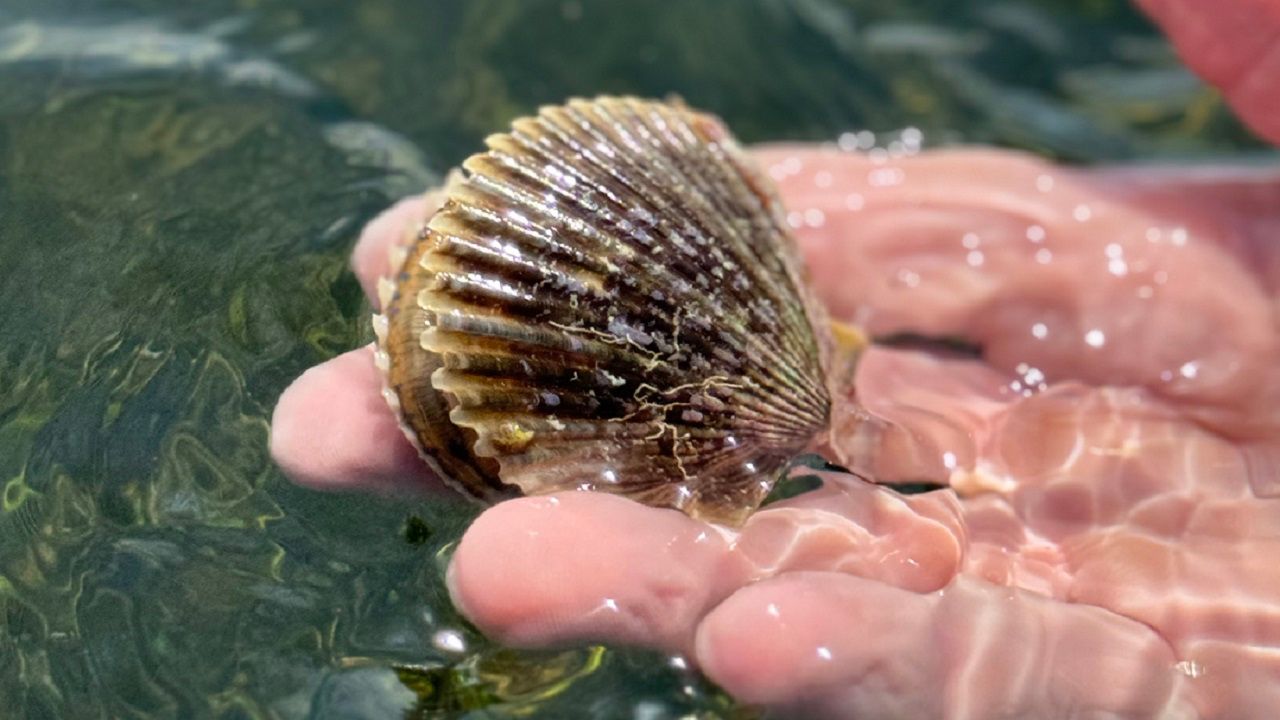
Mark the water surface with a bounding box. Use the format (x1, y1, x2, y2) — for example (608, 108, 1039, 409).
(0, 1, 1269, 717)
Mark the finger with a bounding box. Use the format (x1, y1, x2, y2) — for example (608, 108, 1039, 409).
(695, 573, 1184, 718)
(1065, 521, 1280, 653)
(1089, 162, 1280, 296)
(447, 492, 748, 655)
(736, 471, 966, 593)
(832, 346, 1015, 486)
(756, 145, 1279, 438)
(270, 345, 441, 493)
(350, 193, 438, 306)
(447, 476, 968, 657)
(1179, 641, 1280, 718)
(1135, 0, 1280, 145)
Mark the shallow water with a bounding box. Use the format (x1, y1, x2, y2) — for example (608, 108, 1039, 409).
(0, 1, 1271, 718)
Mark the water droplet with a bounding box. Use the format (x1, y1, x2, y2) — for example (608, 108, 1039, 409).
(1175, 660, 1206, 679)
(433, 629, 467, 653)
(844, 193, 865, 211)
(786, 211, 803, 229)
(1073, 204, 1092, 222)
(1031, 322, 1048, 339)
(868, 166, 904, 186)
(814, 170, 833, 188)
(1026, 225, 1046, 243)
(896, 269, 921, 288)
(803, 208, 826, 228)
(1104, 243, 1124, 259)
(816, 646, 833, 661)
(1108, 259, 1128, 276)
(1170, 227, 1188, 246)
(771, 156, 804, 180)
(1085, 329, 1106, 348)
(966, 250, 984, 267)
(1035, 248, 1053, 264)
(766, 603, 781, 618)
(1179, 361, 1199, 379)
(961, 232, 980, 249)
(942, 452, 957, 470)
(1035, 174, 1055, 192)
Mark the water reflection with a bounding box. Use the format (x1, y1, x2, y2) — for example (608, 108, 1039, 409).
(0, 0, 1269, 717)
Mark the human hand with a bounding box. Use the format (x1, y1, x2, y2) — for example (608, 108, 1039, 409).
(273, 144, 1280, 717)
(1135, 0, 1280, 145)
(270, 7, 1280, 717)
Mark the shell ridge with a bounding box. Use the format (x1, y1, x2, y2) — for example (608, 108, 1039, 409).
(597, 100, 829, 397)
(488, 123, 820, 398)
(642, 104, 828, 395)
(383, 96, 833, 525)
(535, 100, 831, 446)
(544, 102, 825, 397)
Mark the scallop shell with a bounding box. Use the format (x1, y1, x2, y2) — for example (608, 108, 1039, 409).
(374, 96, 836, 526)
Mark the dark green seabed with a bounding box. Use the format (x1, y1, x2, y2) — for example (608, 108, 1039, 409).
(0, 0, 1267, 718)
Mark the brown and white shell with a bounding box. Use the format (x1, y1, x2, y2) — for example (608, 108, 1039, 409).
(373, 96, 836, 526)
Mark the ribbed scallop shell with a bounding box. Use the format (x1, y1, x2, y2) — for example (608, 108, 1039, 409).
(374, 96, 832, 526)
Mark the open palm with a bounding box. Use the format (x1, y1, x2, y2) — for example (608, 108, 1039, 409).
(272, 143, 1280, 717)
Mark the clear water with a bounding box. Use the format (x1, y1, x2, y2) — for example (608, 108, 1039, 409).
(0, 1, 1269, 718)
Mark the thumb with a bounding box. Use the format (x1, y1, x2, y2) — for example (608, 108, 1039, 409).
(1135, 0, 1280, 145)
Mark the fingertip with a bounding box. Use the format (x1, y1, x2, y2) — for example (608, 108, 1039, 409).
(693, 585, 796, 705)
(351, 194, 433, 305)
(270, 358, 344, 489)
(447, 497, 567, 641)
(270, 346, 437, 493)
(1136, 0, 1280, 145)
(449, 493, 736, 653)
(695, 573, 892, 707)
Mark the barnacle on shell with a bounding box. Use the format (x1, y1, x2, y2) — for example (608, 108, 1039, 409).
(373, 96, 855, 526)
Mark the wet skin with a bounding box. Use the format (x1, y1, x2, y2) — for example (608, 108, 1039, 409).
(271, 4, 1280, 717)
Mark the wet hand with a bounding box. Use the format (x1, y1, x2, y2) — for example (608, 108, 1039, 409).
(271, 6, 1280, 713)
(1135, 0, 1280, 145)
(272, 145, 1280, 718)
